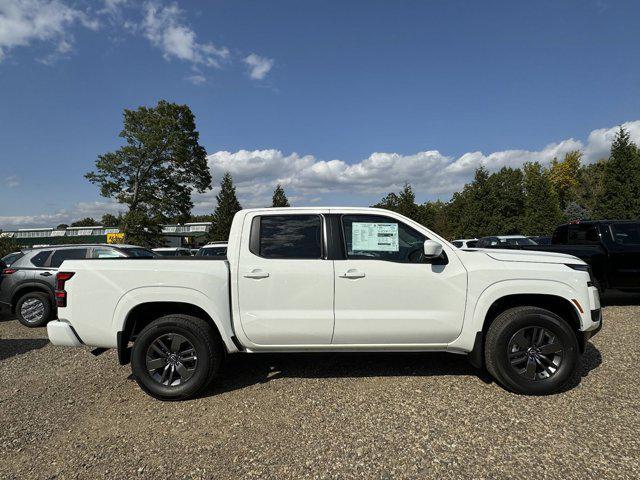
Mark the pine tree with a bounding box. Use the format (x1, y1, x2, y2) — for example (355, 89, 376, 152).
(396, 183, 420, 221)
(522, 162, 563, 235)
(271, 184, 290, 207)
(209, 172, 242, 241)
(594, 127, 640, 219)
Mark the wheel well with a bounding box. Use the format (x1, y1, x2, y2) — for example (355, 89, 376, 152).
(118, 302, 223, 365)
(11, 286, 52, 313)
(483, 294, 581, 336)
(469, 294, 584, 369)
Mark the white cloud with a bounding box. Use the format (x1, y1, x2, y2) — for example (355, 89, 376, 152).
(0, 200, 121, 230)
(100, 0, 128, 16)
(186, 72, 206, 84)
(142, 1, 229, 70)
(0, 0, 99, 63)
(200, 120, 640, 209)
(243, 53, 273, 80)
(4, 175, 20, 188)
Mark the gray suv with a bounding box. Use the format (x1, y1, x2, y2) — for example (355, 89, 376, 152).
(0, 244, 157, 327)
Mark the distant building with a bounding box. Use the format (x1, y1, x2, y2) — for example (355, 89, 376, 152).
(0, 222, 212, 248)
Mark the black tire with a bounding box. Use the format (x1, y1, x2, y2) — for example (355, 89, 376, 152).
(15, 292, 52, 328)
(131, 314, 222, 400)
(485, 306, 579, 395)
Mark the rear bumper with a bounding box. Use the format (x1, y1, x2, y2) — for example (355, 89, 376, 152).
(47, 320, 83, 347)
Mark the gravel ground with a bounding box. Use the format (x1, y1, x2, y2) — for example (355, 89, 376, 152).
(1, 298, 639, 480)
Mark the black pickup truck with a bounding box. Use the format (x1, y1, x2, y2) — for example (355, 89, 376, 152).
(480, 220, 640, 293)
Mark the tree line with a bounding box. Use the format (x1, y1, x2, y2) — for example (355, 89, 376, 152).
(372, 127, 640, 239)
(3, 100, 639, 256)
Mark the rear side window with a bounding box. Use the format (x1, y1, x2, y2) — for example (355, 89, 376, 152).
(567, 225, 600, 245)
(252, 215, 322, 259)
(552, 225, 568, 244)
(30, 250, 53, 267)
(452, 241, 463, 248)
(91, 247, 126, 259)
(50, 248, 88, 268)
(610, 223, 640, 245)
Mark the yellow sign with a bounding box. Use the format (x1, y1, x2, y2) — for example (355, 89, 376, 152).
(107, 233, 125, 244)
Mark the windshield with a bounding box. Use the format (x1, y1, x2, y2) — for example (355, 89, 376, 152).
(154, 250, 176, 256)
(122, 248, 158, 258)
(198, 246, 227, 257)
(505, 237, 537, 246)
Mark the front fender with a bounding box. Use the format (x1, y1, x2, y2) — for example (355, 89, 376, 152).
(112, 286, 236, 352)
(448, 279, 581, 353)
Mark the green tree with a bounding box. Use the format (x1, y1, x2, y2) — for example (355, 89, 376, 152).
(522, 162, 563, 235)
(85, 100, 211, 247)
(272, 184, 290, 207)
(418, 200, 452, 238)
(101, 213, 122, 227)
(372, 183, 420, 222)
(594, 127, 640, 219)
(549, 150, 582, 209)
(447, 166, 525, 238)
(56, 224, 68, 230)
(71, 217, 98, 227)
(575, 160, 605, 217)
(209, 172, 242, 241)
(0, 236, 20, 258)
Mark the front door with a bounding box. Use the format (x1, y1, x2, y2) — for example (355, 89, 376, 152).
(332, 214, 467, 345)
(237, 212, 335, 346)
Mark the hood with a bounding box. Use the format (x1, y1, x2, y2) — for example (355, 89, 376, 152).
(475, 248, 584, 265)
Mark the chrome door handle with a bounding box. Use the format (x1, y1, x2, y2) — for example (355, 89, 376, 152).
(40, 272, 52, 277)
(339, 269, 365, 279)
(244, 269, 270, 279)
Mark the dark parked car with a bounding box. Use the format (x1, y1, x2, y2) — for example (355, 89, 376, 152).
(481, 220, 640, 293)
(0, 244, 157, 327)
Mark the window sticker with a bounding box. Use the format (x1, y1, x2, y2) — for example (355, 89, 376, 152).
(352, 222, 399, 251)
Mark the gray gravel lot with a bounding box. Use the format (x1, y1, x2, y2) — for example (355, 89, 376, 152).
(1, 297, 639, 480)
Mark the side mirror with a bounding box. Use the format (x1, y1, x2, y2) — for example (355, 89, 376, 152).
(423, 240, 443, 258)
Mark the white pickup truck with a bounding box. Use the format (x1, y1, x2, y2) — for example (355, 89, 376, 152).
(47, 207, 602, 400)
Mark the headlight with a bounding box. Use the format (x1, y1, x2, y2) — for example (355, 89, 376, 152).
(566, 263, 593, 282)
(566, 263, 589, 272)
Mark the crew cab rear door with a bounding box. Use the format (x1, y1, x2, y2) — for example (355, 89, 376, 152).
(236, 211, 334, 346)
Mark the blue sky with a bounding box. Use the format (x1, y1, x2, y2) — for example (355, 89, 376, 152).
(1, 0, 640, 228)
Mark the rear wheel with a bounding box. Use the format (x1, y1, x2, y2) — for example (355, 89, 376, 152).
(131, 314, 222, 400)
(485, 306, 579, 395)
(15, 292, 52, 328)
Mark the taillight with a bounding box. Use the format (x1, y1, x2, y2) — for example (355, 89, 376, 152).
(55, 272, 75, 307)
(2, 268, 17, 275)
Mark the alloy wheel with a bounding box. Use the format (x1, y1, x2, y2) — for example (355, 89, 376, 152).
(20, 298, 45, 323)
(146, 334, 198, 387)
(507, 326, 564, 380)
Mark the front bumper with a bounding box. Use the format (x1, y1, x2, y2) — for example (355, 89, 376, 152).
(47, 320, 83, 347)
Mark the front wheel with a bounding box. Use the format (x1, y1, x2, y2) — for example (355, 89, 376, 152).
(131, 314, 222, 400)
(485, 306, 579, 395)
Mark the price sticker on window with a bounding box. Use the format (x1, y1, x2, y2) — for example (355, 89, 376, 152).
(352, 222, 399, 251)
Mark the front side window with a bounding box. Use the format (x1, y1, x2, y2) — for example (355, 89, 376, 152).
(341, 215, 426, 263)
(610, 223, 640, 245)
(255, 215, 322, 259)
(50, 248, 88, 268)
